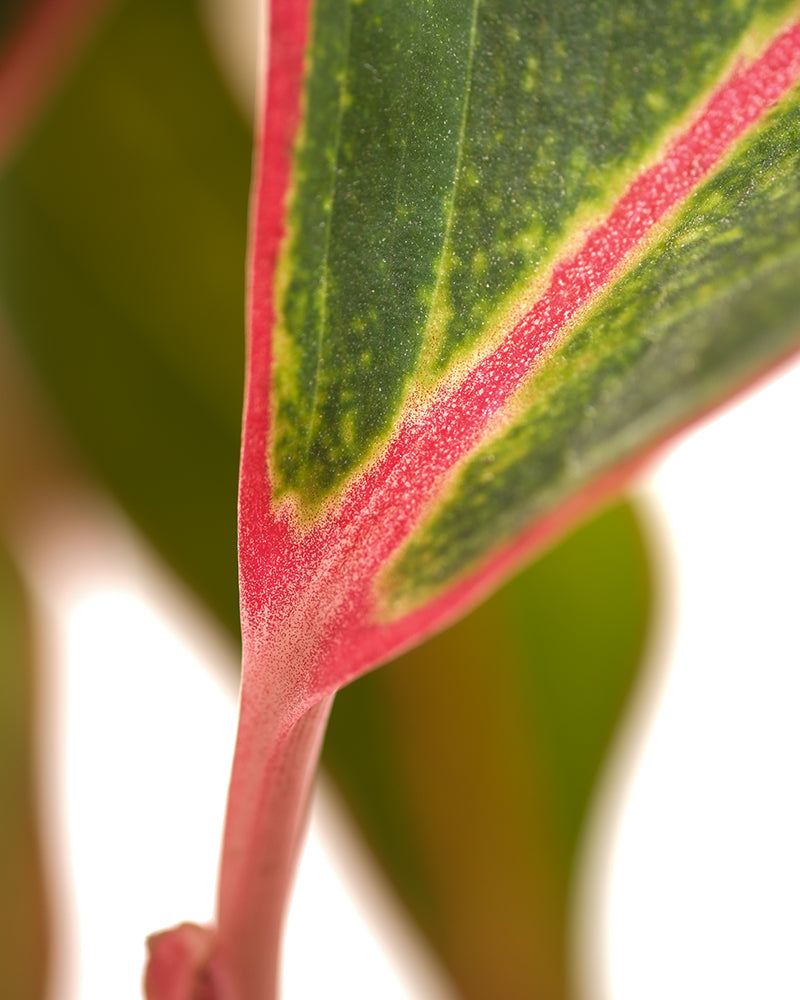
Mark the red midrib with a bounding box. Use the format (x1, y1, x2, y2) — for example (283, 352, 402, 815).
(241, 13, 800, 700)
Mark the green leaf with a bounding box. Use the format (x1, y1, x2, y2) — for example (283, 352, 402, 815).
(244, 2, 800, 660)
(0, 0, 252, 633)
(325, 500, 651, 1000)
(0, 544, 49, 1000)
(2, 2, 796, 996)
(385, 87, 800, 607)
(270, 2, 800, 521)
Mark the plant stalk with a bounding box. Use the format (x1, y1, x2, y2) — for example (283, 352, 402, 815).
(213, 656, 334, 1000)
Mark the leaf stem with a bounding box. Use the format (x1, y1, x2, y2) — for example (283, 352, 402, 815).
(213, 658, 334, 1000)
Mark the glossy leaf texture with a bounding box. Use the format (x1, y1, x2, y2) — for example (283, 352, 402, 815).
(241, 0, 800, 698)
(0, 544, 49, 1000)
(325, 501, 652, 1000)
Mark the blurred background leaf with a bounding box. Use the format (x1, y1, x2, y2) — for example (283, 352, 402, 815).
(0, 0, 114, 164)
(0, 0, 250, 634)
(326, 501, 652, 999)
(0, 1, 32, 47)
(0, 1, 654, 995)
(0, 543, 49, 1000)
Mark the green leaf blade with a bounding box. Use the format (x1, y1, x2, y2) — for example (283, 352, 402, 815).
(272, 0, 481, 505)
(234, 1, 800, 703)
(385, 83, 800, 608)
(424, 0, 786, 370)
(269, 0, 800, 516)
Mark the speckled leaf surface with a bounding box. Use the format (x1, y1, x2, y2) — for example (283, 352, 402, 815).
(239, 0, 800, 698)
(386, 88, 800, 606)
(0, 8, 653, 995)
(271, 1, 800, 512)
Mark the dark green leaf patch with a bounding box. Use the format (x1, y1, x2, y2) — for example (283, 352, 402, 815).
(271, 0, 479, 505)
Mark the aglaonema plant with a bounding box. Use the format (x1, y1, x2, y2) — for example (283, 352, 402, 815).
(138, 2, 800, 998)
(1, 0, 800, 997)
(0, 4, 651, 987)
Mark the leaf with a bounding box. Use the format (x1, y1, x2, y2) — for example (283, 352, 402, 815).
(240, 0, 800, 696)
(3, 2, 798, 997)
(218, 3, 800, 996)
(0, 543, 49, 1000)
(325, 500, 652, 1000)
(0, 8, 654, 997)
(0, 0, 252, 634)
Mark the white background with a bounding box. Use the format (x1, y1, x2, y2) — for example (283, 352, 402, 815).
(23, 358, 800, 1000)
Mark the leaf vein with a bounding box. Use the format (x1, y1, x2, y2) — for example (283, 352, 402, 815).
(415, 0, 482, 380)
(303, 0, 354, 460)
